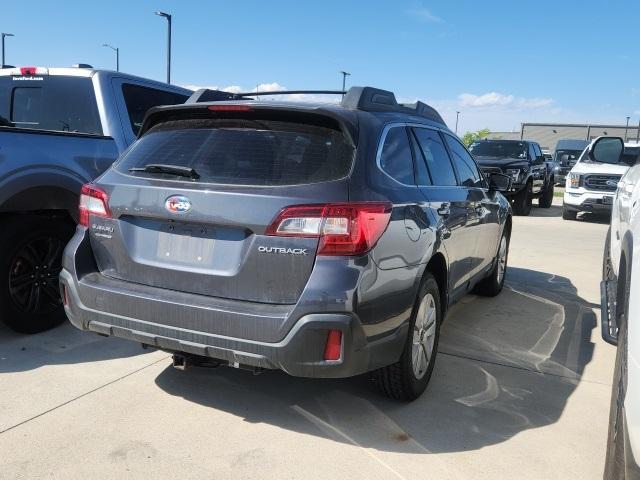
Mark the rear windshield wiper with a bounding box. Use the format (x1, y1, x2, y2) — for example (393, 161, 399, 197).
(129, 163, 200, 179)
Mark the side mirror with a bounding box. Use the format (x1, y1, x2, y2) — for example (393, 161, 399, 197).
(590, 136, 624, 165)
(487, 172, 512, 192)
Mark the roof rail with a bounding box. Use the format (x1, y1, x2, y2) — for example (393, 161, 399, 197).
(342, 86, 446, 125)
(185, 86, 446, 126)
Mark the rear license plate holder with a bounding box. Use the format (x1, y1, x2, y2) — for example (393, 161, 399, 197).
(157, 223, 215, 264)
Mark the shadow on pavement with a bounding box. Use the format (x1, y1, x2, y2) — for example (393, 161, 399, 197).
(0, 321, 148, 373)
(528, 204, 563, 218)
(154, 266, 597, 454)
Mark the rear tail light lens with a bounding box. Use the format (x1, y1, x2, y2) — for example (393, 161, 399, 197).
(79, 184, 111, 227)
(266, 202, 392, 256)
(323, 330, 343, 361)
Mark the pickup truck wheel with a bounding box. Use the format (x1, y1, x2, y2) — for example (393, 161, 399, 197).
(562, 205, 577, 221)
(473, 232, 509, 297)
(0, 216, 74, 333)
(372, 273, 440, 401)
(512, 181, 532, 216)
(538, 178, 554, 208)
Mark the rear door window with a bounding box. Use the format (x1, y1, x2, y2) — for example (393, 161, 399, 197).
(411, 127, 457, 186)
(116, 118, 354, 186)
(379, 126, 414, 184)
(0, 76, 102, 134)
(444, 133, 484, 188)
(121, 84, 189, 135)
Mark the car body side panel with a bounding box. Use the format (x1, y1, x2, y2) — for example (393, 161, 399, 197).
(0, 129, 119, 208)
(620, 163, 640, 465)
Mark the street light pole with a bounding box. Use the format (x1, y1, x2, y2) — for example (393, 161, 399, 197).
(625, 116, 631, 141)
(340, 71, 350, 96)
(155, 11, 172, 84)
(102, 44, 119, 72)
(1, 33, 14, 68)
(455, 111, 460, 134)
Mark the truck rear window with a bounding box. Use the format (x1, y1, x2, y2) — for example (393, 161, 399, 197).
(0, 76, 102, 135)
(115, 118, 354, 186)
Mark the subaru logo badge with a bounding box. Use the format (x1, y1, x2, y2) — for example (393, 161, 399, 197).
(165, 195, 191, 214)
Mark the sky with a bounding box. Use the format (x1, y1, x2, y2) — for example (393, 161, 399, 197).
(3, 0, 640, 133)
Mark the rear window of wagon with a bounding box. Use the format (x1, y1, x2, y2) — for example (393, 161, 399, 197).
(115, 118, 355, 186)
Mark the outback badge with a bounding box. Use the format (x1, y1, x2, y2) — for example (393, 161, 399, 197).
(165, 195, 191, 214)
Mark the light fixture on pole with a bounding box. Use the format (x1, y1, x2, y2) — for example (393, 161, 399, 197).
(1, 33, 14, 68)
(155, 11, 172, 84)
(625, 116, 631, 141)
(340, 71, 351, 96)
(455, 111, 460, 134)
(102, 43, 119, 72)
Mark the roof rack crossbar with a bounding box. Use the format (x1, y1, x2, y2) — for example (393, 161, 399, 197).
(185, 86, 447, 127)
(186, 88, 345, 104)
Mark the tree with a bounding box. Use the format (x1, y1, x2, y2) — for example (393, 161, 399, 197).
(462, 128, 491, 147)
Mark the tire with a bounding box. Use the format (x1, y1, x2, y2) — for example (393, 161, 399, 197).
(372, 273, 441, 401)
(604, 258, 630, 480)
(0, 215, 75, 333)
(473, 230, 509, 297)
(562, 205, 577, 221)
(538, 178, 554, 208)
(512, 181, 533, 216)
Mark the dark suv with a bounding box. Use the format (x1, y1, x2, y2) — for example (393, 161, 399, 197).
(470, 139, 555, 215)
(60, 86, 512, 401)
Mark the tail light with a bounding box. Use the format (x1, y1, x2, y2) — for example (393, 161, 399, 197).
(79, 184, 111, 227)
(266, 202, 392, 256)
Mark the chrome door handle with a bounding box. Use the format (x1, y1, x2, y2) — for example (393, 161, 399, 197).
(437, 203, 451, 217)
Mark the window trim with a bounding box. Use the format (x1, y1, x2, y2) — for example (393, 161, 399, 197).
(441, 131, 488, 190)
(375, 123, 418, 187)
(409, 125, 460, 187)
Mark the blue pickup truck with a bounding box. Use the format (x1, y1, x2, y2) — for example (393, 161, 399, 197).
(0, 65, 190, 333)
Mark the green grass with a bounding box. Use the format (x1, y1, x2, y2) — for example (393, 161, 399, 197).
(554, 191, 564, 197)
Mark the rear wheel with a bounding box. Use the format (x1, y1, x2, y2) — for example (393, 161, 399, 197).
(512, 181, 533, 216)
(473, 231, 509, 297)
(562, 205, 577, 221)
(0, 215, 74, 333)
(538, 177, 554, 208)
(372, 273, 440, 401)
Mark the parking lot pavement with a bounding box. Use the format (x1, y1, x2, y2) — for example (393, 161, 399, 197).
(0, 199, 614, 480)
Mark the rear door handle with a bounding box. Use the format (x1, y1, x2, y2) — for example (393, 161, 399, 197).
(437, 202, 451, 217)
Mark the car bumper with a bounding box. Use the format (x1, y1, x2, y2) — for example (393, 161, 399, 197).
(563, 190, 614, 212)
(59, 231, 408, 379)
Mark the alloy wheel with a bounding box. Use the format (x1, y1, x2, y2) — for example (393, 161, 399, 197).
(412, 293, 437, 379)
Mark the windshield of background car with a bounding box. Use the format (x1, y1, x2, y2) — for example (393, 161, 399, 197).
(555, 149, 582, 163)
(469, 141, 527, 159)
(115, 117, 355, 186)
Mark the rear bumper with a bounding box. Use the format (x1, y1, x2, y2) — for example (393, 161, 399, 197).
(59, 229, 409, 378)
(60, 269, 406, 378)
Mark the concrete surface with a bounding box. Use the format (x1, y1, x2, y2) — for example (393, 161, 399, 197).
(0, 198, 614, 479)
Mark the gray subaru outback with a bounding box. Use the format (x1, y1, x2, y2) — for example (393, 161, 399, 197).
(60, 86, 512, 400)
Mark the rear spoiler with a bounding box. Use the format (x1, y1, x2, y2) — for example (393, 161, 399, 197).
(185, 86, 447, 126)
